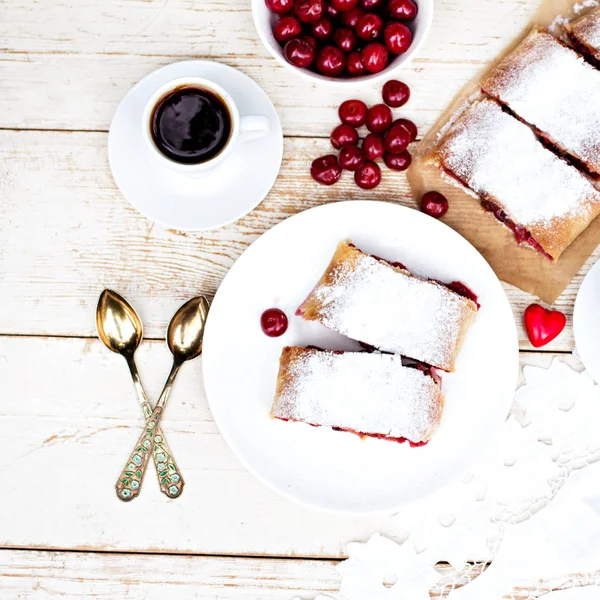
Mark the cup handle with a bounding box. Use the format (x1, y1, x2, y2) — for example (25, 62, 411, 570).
(239, 115, 271, 143)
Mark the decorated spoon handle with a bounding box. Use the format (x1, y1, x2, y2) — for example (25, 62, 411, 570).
(141, 401, 184, 499)
(115, 407, 163, 502)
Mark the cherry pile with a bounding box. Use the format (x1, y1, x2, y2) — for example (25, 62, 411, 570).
(265, 0, 418, 78)
(311, 79, 416, 189)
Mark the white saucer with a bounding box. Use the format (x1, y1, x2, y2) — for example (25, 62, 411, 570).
(574, 258, 600, 383)
(202, 201, 519, 514)
(108, 60, 283, 230)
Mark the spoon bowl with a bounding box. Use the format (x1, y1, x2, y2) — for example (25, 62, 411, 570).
(96, 289, 142, 357)
(167, 296, 210, 363)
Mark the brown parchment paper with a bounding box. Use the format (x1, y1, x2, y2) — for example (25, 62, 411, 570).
(407, 0, 600, 304)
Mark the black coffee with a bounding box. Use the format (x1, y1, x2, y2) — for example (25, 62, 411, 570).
(150, 86, 232, 164)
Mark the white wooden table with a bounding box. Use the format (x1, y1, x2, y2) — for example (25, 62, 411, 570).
(0, 0, 597, 597)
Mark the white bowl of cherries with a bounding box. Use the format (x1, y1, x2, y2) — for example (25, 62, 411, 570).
(252, 0, 432, 85)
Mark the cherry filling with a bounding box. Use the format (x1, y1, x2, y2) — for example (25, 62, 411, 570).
(441, 168, 553, 261)
(485, 84, 600, 180)
(277, 418, 427, 447)
(332, 426, 427, 447)
(364, 246, 480, 309)
(480, 199, 552, 260)
(371, 254, 406, 270)
(357, 341, 440, 382)
(446, 281, 479, 308)
(569, 37, 600, 70)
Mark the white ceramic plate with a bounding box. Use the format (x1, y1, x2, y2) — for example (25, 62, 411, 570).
(203, 201, 519, 513)
(574, 258, 600, 383)
(108, 60, 283, 230)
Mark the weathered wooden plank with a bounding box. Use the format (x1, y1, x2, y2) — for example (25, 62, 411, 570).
(0, 0, 538, 135)
(0, 549, 340, 599)
(0, 549, 591, 598)
(0, 53, 479, 136)
(0, 0, 536, 61)
(0, 334, 575, 556)
(0, 129, 589, 349)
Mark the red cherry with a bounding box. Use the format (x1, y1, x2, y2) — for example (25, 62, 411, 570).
(330, 0, 360, 11)
(260, 308, 289, 337)
(340, 6, 365, 27)
(421, 191, 449, 218)
(294, 0, 325, 23)
(316, 45, 347, 76)
(382, 79, 410, 107)
(388, 0, 418, 20)
(361, 43, 389, 73)
(266, 0, 294, 14)
(312, 17, 333, 40)
(356, 13, 383, 40)
(331, 124, 359, 149)
(361, 0, 384, 8)
(383, 122, 411, 153)
(354, 161, 382, 189)
(311, 154, 342, 185)
(338, 143, 366, 171)
(363, 133, 385, 160)
(273, 16, 303, 42)
(523, 304, 566, 348)
(384, 22, 412, 54)
(394, 118, 417, 142)
(347, 51, 367, 76)
(339, 99, 368, 127)
(366, 103, 393, 133)
(384, 150, 411, 171)
(333, 27, 358, 52)
(284, 38, 316, 67)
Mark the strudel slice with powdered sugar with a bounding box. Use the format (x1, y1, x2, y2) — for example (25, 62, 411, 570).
(481, 26, 600, 175)
(425, 99, 600, 261)
(271, 346, 443, 445)
(567, 7, 600, 64)
(296, 241, 477, 372)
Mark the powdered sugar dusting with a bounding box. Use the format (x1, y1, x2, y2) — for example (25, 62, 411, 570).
(569, 6, 600, 59)
(272, 347, 442, 443)
(435, 91, 485, 143)
(549, 14, 570, 33)
(482, 27, 600, 174)
(575, 0, 599, 13)
(440, 170, 480, 198)
(549, 2, 598, 34)
(308, 246, 475, 371)
(436, 99, 600, 230)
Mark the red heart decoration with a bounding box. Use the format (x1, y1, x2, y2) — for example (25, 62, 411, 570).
(524, 304, 566, 348)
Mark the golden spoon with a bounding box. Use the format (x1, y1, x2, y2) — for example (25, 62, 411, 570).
(115, 296, 209, 502)
(96, 290, 185, 500)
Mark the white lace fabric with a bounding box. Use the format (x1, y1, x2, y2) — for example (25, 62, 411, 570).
(302, 358, 600, 599)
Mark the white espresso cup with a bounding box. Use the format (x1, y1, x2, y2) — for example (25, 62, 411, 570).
(142, 76, 270, 174)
